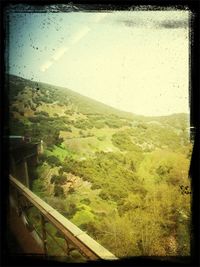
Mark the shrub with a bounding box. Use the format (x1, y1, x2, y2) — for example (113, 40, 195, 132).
(68, 187, 75, 194)
(32, 179, 45, 194)
(79, 222, 99, 237)
(38, 154, 48, 163)
(35, 111, 49, 117)
(58, 168, 64, 176)
(112, 131, 141, 152)
(99, 191, 110, 200)
(80, 198, 91, 205)
(65, 203, 78, 219)
(91, 184, 101, 190)
(54, 185, 64, 197)
(29, 116, 41, 123)
(51, 174, 68, 185)
(97, 136, 106, 141)
(46, 155, 61, 167)
(51, 175, 58, 184)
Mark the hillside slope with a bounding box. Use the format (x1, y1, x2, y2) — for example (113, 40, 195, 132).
(8, 74, 189, 154)
(8, 74, 191, 258)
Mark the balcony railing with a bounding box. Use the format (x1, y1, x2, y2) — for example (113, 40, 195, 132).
(9, 175, 118, 262)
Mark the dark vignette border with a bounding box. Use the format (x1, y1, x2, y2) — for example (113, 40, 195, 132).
(0, 0, 199, 267)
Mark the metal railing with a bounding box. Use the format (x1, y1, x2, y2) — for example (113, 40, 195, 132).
(9, 175, 118, 261)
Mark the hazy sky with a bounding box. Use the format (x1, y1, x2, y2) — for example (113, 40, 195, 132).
(7, 9, 190, 116)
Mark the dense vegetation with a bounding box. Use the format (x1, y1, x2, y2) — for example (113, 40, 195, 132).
(8, 74, 192, 258)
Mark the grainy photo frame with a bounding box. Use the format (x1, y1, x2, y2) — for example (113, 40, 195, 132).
(1, 1, 200, 267)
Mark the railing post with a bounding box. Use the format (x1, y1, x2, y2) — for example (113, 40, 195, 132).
(64, 237, 76, 256)
(41, 214, 48, 256)
(23, 158, 30, 188)
(65, 238, 70, 256)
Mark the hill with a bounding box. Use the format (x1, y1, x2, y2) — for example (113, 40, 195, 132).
(8, 74, 189, 154)
(8, 74, 191, 258)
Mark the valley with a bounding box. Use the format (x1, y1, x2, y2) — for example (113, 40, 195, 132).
(8, 74, 192, 258)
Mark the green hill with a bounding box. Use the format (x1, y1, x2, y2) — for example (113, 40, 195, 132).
(8, 74, 192, 258)
(8, 74, 189, 153)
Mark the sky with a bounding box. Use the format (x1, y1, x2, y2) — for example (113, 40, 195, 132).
(6, 8, 190, 116)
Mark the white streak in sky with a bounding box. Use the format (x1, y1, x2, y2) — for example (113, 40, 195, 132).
(70, 26, 91, 45)
(40, 13, 108, 73)
(40, 60, 53, 72)
(40, 46, 68, 72)
(52, 46, 69, 61)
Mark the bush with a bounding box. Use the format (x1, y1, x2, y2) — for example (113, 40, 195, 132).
(35, 111, 49, 117)
(65, 203, 79, 219)
(97, 136, 106, 141)
(68, 187, 75, 194)
(29, 116, 41, 123)
(51, 174, 68, 185)
(80, 198, 91, 205)
(38, 154, 48, 163)
(58, 168, 64, 176)
(54, 185, 64, 197)
(99, 191, 110, 200)
(65, 127, 72, 132)
(32, 179, 45, 194)
(51, 175, 58, 184)
(73, 120, 93, 130)
(46, 155, 61, 167)
(112, 131, 141, 152)
(80, 222, 99, 237)
(91, 184, 101, 190)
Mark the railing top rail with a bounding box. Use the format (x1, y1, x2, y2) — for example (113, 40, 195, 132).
(9, 175, 118, 261)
